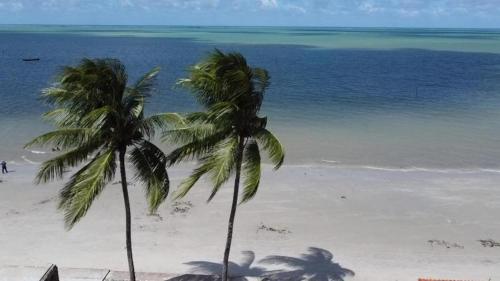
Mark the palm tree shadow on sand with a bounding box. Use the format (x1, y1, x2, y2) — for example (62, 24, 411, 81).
(167, 248, 354, 281)
(260, 247, 355, 281)
(171, 251, 268, 280)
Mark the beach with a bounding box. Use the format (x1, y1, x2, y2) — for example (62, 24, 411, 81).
(1, 163, 499, 280)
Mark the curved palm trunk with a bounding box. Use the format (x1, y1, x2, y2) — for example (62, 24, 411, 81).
(119, 148, 136, 281)
(222, 137, 245, 281)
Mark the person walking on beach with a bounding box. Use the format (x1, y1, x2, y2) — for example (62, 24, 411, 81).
(1, 161, 8, 174)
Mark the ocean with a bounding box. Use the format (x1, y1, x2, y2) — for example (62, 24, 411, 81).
(1, 25, 500, 170)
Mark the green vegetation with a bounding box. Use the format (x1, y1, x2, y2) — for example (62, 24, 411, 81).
(26, 51, 284, 281)
(25, 58, 179, 281)
(166, 49, 285, 281)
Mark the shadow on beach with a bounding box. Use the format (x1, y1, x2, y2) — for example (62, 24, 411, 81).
(168, 247, 354, 281)
(260, 247, 355, 281)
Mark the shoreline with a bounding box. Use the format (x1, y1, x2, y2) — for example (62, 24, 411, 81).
(6, 157, 500, 175)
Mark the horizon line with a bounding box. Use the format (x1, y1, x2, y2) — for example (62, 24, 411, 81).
(1, 23, 500, 30)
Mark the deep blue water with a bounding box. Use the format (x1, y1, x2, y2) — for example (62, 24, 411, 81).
(2, 28, 500, 168)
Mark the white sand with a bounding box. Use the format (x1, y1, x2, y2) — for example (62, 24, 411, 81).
(1, 163, 500, 281)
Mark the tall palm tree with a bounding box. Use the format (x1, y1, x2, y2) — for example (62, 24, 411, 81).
(165, 50, 285, 281)
(25, 58, 179, 281)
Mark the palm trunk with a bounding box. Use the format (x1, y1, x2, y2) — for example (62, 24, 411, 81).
(119, 148, 136, 281)
(222, 137, 245, 281)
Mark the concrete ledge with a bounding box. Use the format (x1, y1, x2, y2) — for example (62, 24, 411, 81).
(0, 265, 50, 281)
(59, 267, 110, 281)
(0, 266, 255, 281)
(104, 270, 177, 281)
(0, 265, 110, 281)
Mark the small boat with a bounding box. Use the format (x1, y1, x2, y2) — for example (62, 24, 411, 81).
(22, 58, 40, 62)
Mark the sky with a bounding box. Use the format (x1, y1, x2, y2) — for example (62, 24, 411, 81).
(1, 0, 500, 28)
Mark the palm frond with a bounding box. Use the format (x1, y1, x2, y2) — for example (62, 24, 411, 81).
(173, 161, 211, 199)
(122, 67, 160, 118)
(34, 142, 101, 184)
(173, 136, 239, 201)
(255, 128, 285, 169)
(177, 66, 221, 107)
(24, 128, 95, 150)
(42, 108, 76, 128)
(205, 102, 238, 123)
(41, 87, 73, 106)
(163, 121, 217, 144)
(133, 66, 160, 97)
(141, 112, 187, 137)
(206, 136, 239, 201)
(123, 87, 145, 118)
(177, 49, 254, 107)
(129, 140, 169, 213)
(165, 127, 230, 165)
(80, 106, 117, 129)
(240, 140, 261, 203)
(252, 67, 270, 95)
(58, 149, 116, 228)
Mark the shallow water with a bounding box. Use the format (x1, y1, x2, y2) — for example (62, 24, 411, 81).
(1, 25, 500, 169)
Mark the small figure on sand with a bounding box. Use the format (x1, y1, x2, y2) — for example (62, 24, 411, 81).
(1, 161, 7, 174)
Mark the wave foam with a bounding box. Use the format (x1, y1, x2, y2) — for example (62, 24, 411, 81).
(28, 150, 47, 154)
(21, 155, 40, 165)
(320, 160, 500, 174)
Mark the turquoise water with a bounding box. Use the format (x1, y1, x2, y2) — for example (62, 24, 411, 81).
(1, 25, 500, 169)
(3, 25, 500, 53)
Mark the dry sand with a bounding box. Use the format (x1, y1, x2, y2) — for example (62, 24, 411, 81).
(1, 163, 499, 281)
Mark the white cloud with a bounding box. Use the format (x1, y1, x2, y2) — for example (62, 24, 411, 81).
(358, 1, 385, 14)
(398, 8, 419, 17)
(0, 0, 24, 11)
(11, 1, 22, 10)
(120, 0, 134, 7)
(1, 0, 500, 24)
(285, 4, 306, 13)
(259, 0, 278, 9)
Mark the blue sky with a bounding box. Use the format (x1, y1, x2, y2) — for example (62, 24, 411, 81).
(1, 0, 500, 27)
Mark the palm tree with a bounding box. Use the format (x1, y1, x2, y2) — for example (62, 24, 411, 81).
(165, 50, 285, 281)
(25, 58, 179, 281)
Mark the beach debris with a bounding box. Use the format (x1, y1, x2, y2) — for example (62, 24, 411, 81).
(257, 223, 291, 234)
(171, 201, 193, 215)
(138, 224, 158, 231)
(480, 258, 495, 264)
(148, 213, 163, 221)
(428, 239, 464, 249)
(5, 209, 20, 216)
(36, 198, 52, 205)
(340, 195, 347, 199)
(478, 239, 500, 248)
